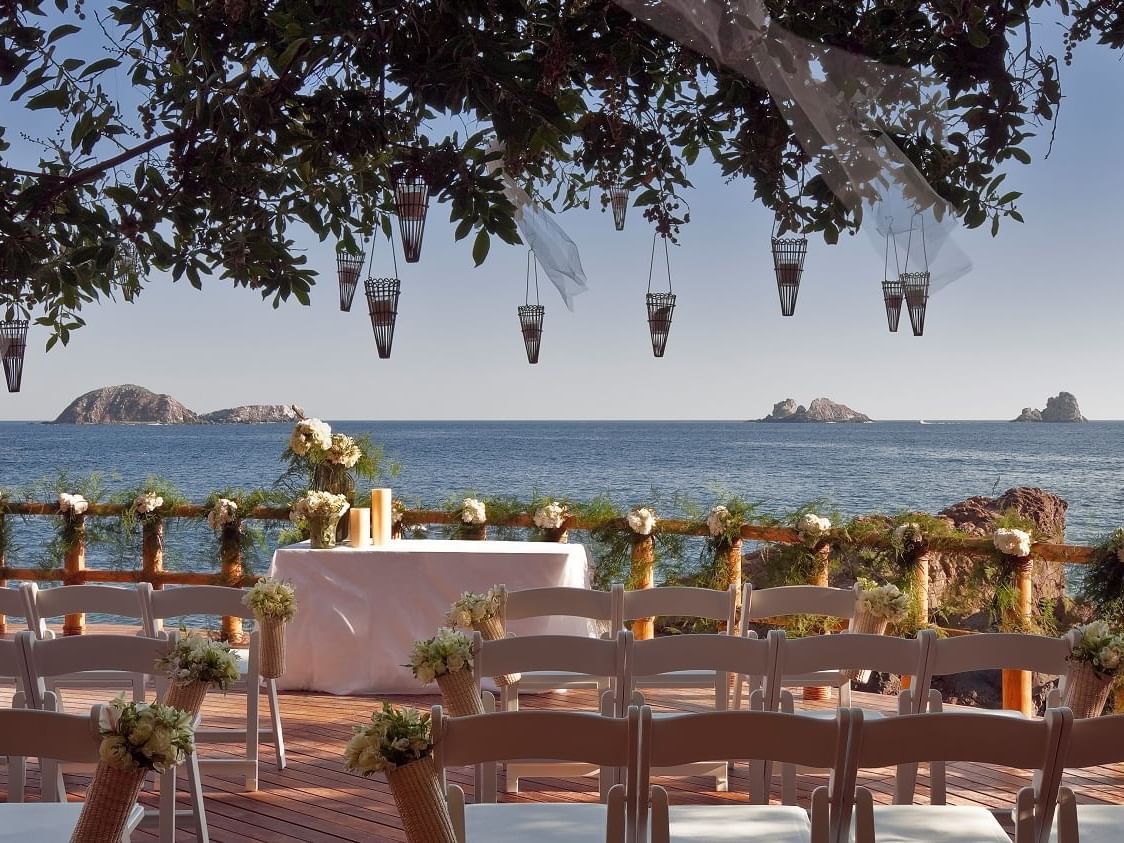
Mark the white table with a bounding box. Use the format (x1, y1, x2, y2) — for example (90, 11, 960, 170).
(269, 539, 593, 694)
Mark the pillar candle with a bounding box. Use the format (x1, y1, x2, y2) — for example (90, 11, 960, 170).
(348, 508, 371, 548)
(371, 488, 392, 545)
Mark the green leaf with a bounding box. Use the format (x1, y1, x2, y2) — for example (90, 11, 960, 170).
(1009, 148, 1032, 165)
(80, 58, 121, 79)
(47, 24, 81, 44)
(27, 89, 69, 110)
(472, 229, 490, 266)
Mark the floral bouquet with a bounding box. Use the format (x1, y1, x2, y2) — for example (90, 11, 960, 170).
(1064, 621, 1124, 717)
(854, 582, 911, 631)
(283, 415, 383, 500)
(344, 703, 456, 843)
(71, 698, 194, 843)
(206, 498, 239, 534)
(58, 492, 89, 519)
(407, 628, 483, 716)
(893, 522, 926, 555)
(450, 497, 487, 540)
(533, 500, 569, 541)
(290, 490, 350, 548)
(445, 587, 518, 686)
(627, 506, 657, 537)
(993, 527, 1033, 558)
(797, 512, 832, 547)
(133, 491, 165, 523)
(245, 578, 297, 678)
(155, 634, 241, 716)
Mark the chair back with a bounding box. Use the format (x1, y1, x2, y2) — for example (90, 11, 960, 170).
(25, 583, 147, 638)
(628, 633, 774, 707)
(0, 585, 32, 626)
(145, 585, 253, 635)
(741, 584, 858, 627)
(501, 583, 621, 630)
(1061, 712, 1124, 768)
(0, 704, 104, 763)
(920, 629, 1074, 701)
(620, 586, 736, 630)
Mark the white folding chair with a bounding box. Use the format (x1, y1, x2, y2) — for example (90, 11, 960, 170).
(0, 637, 29, 803)
(626, 633, 778, 793)
(843, 708, 1072, 843)
(142, 584, 285, 791)
(16, 631, 208, 843)
(639, 707, 854, 843)
(0, 705, 145, 841)
(497, 583, 622, 711)
(433, 705, 638, 843)
(735, 583, 860, 709)
(918, 628, 1077, 804)
(472, 630, 630, 796)
(1051, 712, 1124, 843)
(22, 583, 149, 701)
(769, 629, 932, 805)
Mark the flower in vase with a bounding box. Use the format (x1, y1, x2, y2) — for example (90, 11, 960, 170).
(326, 433, 362, 468)
(289, 418, 332, 455)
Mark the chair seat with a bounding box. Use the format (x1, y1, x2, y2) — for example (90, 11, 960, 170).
(0, 802, 145, 842)
(780, 670, 849, 688)
(513, 670, 606, 690)
(1049, 804, 1122, 843)
(794, 708, 886, 721)
(635, 669, 722, 689)
(667, 804, 811, 841)
(465, 802, 611, 841)
(852, 805, 1010, 843)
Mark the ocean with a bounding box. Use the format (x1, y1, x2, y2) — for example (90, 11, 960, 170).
(1, 420, 1122, 576)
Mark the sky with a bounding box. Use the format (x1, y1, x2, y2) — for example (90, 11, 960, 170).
(2, 16, 1122, 422)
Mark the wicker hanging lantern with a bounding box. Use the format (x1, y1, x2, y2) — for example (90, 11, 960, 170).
(771, 234, 807, 317)
(365, 278, 401, 359)
(336, 248, 365, 312)
(899, 214, 931, 336)
(882, 279, 903, 333)
(518, 251, 545, 364)
(391, 171, 429, 264)
(115, 241, 142, 302)
(607, 182, 630, 231)
(645, 234, 676, 358)
(1, 319, 28, 393)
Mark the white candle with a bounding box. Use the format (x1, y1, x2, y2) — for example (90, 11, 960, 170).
(371, 488, 392, 545)
(348, 509, 371, 548)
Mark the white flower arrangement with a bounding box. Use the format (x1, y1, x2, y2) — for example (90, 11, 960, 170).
(289, 490, 350, 524)
(894, 522, 924, 547)
(627, 507, 657, 536)
(57, 492, 88, 516)
(706, 505, 732, 538)
(155, 635, 241, 690)
(133, 491, 164, 517)
(461, 497, 486, 525)
(207, 498, 239, 533)
(856, 583, 911, 622)
(97, 697, 195, 773)
(326, 433, 362, 468)
(993, 527, 1033, 557)
(1070, 621, 1124, 677)
(289, 418, 333, 456)
(798, 513, 832, 537)
(392, 498, 406, 526)
(407, 627, 473, 685)
(533, 501, 567, 530)
(446, 588, 503, 629)
(244, 578, 298, 622)
(344, 702, 433, 776)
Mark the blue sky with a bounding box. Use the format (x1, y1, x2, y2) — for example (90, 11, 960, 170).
(2, 19, 1122, 421)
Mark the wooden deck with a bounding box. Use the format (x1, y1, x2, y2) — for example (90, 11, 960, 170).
(5, 639, 1124, 841)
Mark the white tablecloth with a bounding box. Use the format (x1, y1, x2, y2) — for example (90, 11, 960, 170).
(269, 539, 593, 694)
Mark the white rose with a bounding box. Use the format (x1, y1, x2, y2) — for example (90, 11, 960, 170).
(461, 498, 486, 525)
(993, 528, 1032, 557)
(446, 653, 466, 673)
(1098, 646, 1121, 672)
(99, 735, 134, 769)
(415, 664, 436, 685)
(627, 507, 656, 536)
(798, 513, 832, 535)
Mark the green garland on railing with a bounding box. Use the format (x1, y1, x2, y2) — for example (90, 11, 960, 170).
(110, 476, 187, 570)
(203, 488, 280, 575)
(1081, 528, 1124, 626)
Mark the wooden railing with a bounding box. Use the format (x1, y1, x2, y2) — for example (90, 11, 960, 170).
(0, 503, 1098, 714)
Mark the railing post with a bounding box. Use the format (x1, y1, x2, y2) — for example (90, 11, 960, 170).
(0, 510, 7, 634)
(914, 549, 933, 623)
(1002, 555, 1035, 716)
(142, 519, 164, 589)
(220, 524, 246, 643)
(722, 538, 743, 630)
(803, 541, 833, 701)
(62, 515, 87, 636)
(631, 535, 656, 641)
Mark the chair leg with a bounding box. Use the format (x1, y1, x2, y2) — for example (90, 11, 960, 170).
(8, 756, 24, 803)
(186, 750, 209, 843)
(159, 768, 177, 843)
(133, 674, 147, 702)
(840, 680, 852, 707)
(266, 679, 286, 770)
(246, 679, 260, 791)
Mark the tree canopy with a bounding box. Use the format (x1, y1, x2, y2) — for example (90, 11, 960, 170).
(0, 0, 1117, 346)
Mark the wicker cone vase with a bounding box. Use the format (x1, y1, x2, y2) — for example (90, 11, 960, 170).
(257, 613, 287, 679)
(69, 762, 146, 843)
(435, 669, 485, 717)
(1063, 663, 1115, 718)
(163, 680, 210, 718)
(476, 616, 520, 687)
(386, 757, 457, 843)
(843, 611, 890, 682)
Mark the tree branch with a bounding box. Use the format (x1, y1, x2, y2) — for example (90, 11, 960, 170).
(1, 131, 181, 186)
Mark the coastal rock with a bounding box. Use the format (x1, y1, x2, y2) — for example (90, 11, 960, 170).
(758, 397, 872, 423)
(1011, 392, 1086, 422)
(53, 385, 199, 425)
(200, 405, 297, 424)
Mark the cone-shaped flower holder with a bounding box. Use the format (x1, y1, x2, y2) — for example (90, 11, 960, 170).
(1, 319, 28, 393)
(881, 279, 903, 333)
(365, 278, 401, 359)
(518, 304, 544, 364)
(608, 183, 630, 231)
(772, 236, 807, 316)
(646, 292, 676, 358)
(336, 251, 365, 312)
(393, 176, 430, 263)
(901, 271, 930, 336)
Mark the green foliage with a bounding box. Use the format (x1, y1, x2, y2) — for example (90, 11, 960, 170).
(202, 488, 282, 576)
(481, 495, 526, 541)
(1080, 528, 1124, 625)
(110, 476, 187, 570)
(27, 471, 114, 569)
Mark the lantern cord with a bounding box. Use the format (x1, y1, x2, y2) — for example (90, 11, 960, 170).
(525, 250, 541, 306)
(647, 233, 673, 294)
(364, 233, 376, 279)
(883, 219, 893, 282)
(903, 218, 914, 274)
(916, 211, 929, 271)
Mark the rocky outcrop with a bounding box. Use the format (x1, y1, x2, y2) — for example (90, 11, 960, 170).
(53, 385, 199, 424)
(758, 397, 872, 423)
(1012, 392, 1086, 422)
(200, 405, 297, 424)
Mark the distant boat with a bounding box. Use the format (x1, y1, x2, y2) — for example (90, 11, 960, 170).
(919, 420, 930, 425)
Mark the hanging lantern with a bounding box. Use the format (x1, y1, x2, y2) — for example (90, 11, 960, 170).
(646, 292, 676, 358)
(901, 272, 930, 337)
(365, 278, 401, 359)
(391, 173, 429, 263)
(771, 235, 807, 317)
(336, 249, 365, 312)
(881, 279, 903, 333)
(607, 182, 630, 231)
(518, 251, 544, 364)
(115, 241, 142, 302)
(1, 319, 28, 393)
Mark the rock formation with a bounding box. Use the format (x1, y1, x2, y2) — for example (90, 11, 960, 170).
(1012, 392, 1086, 422)
(53, 385, 199, 424)
(758, 397, 872, 423)
(200, 405, 297, 424)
